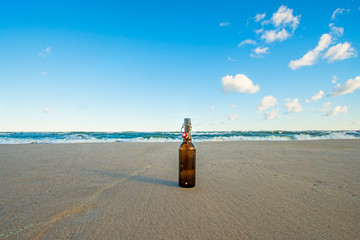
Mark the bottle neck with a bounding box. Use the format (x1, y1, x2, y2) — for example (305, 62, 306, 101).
(182, 120, 192, 142)
(183, 136, 192, 142)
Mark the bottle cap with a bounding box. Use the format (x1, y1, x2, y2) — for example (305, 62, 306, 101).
(184, 118, 191, 126)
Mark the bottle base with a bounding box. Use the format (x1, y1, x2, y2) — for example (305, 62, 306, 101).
(179, 182, 195, 188)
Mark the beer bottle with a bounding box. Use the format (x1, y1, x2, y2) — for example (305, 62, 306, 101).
(179, 118, 196, 188)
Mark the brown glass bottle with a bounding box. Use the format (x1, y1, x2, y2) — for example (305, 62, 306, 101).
(179, 118, 196, 188)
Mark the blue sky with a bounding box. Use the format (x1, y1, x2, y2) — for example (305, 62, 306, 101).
(0, 0, 359, 131)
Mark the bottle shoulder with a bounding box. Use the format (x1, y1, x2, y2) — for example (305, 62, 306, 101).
(179, 141, 196, 150)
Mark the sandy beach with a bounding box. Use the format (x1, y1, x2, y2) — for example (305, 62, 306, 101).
(0, 140, 359, 239)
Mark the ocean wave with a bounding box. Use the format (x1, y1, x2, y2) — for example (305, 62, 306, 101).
(0, 131, 359, 144)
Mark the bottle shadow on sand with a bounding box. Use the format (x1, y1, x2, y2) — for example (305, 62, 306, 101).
(84, 169, 178, 187)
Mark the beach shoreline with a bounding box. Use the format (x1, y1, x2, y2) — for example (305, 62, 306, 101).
(1, 140, 359, 239)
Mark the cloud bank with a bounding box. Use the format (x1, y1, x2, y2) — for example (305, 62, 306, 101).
(260, 5, 300, 43)
(289, 34, 331, 70)
(240, 5, 300, 58)
(289, 13, 357, 70)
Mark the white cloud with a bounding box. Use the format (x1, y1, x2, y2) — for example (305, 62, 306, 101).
(332, 75, 338, 83)
(227, 56, 236, 62)
(258, 95, 277, 113)
(255, 13, 266, 22)
(43, 108, 53, 114)
(41, 71, 47, 76)
(261, 19, 272, 26)
(228, 114, 238, 121)
(243, 6, 299, 57)
(231, 104, 236, 108)
(219, 22, 230, 27)
(210, 106, 215, 111)
(329, 24, 344, 38)
(261, 28, 290, 43)
(288, 33, 331, 70)
(284, 98, 303, 113)
(39, 47, 51, 57)
(250, 47, 270, 58)
(323, 42, 357, 62)
(222, 74, 260, 94)
(324, 106, 348, 116)
(250, 53, 263, 59)
(289, 28, 356, 69)
(314, 34, 332, 51)
(264, 108, 280, 120)
(253, 46, 270, 54)
(332, 8, 349, 20)
(321, 102, 331, 112)
(238, 39, 257, 47)
(306, 90, 324, 102)
(329, 76, 360, 96)
(271, 5, 301, 31)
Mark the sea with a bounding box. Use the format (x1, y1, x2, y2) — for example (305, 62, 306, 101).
(0, 131, 359, 144)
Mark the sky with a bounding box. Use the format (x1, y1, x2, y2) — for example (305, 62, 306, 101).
(0, 0, 359, 131)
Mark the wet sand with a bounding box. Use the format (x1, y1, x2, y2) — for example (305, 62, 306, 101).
(0, 140, 359, 239)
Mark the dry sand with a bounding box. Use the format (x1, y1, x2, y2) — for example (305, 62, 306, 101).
(0, 140, 359, 239)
